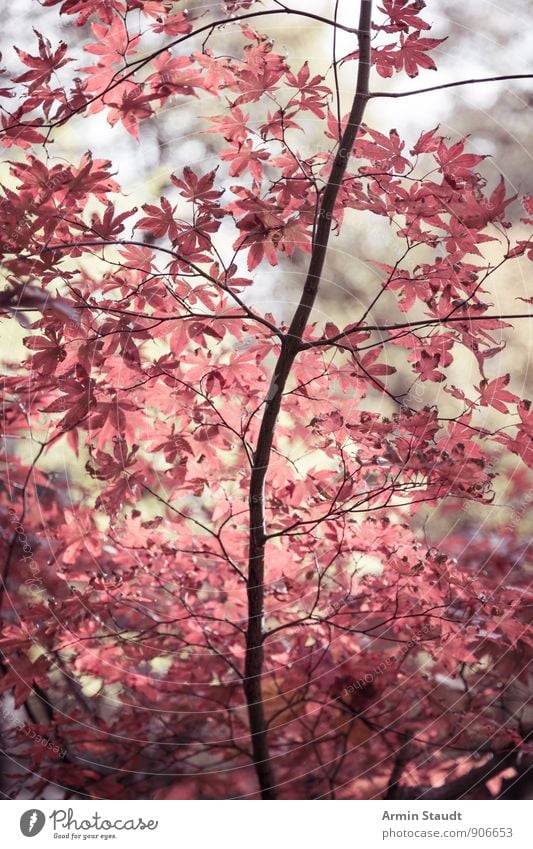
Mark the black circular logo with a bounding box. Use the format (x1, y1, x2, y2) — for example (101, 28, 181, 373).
(20, 810, 46, 837)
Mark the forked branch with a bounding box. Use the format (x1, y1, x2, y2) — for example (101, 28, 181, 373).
(244, 0, 373, 800)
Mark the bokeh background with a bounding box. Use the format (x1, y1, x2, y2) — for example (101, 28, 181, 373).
(1, 0, 532, 797)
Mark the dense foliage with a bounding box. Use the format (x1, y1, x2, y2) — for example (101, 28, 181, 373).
(0, 0, 532, 799)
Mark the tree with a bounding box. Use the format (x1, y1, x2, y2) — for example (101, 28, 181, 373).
(0, 0, 532, 800)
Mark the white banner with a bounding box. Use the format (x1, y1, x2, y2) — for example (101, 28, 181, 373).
(2, 800, 529, 848)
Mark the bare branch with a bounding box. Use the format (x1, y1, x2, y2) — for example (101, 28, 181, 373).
(371, 73, 533, 100)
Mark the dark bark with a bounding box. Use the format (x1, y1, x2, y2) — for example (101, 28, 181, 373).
(385, 734, 412, 799)
(244, 0, 373, 801)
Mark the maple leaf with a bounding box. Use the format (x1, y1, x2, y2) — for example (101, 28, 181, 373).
(84, 17, 138, 66)
(369, 42, 398, 78)
(345, 33, 444, 81)
(477, 374, 518, 414)
(14, 31, 71, 93)
(205, 107, 250, 144)
(231, 38, 286, 105)
(356, 126, 410, 173)
(436, 138, 485, 186)
(171, 167, 224, 212)
(0, 109, 45, 148)
(41, 0, 125, 26)
(136, 197, 178, 241)
(0, 53, 13, 99)
(233, 208, 308, 271)
(60, 152, 119, 203)
(503, 401, 533, 468)
(149, 428, 193, 465)
(410, 125, 441, 156)
(24, 332, 66, 375)
(104, 83, 153, 138)
(259, 108, 301, 140)
(286, 61, 330, 117)
(150, 11, 192, 37)
(89, 204, 137, 240)
(356, 349, 396, 384)
(148, 52, 203, 99)
(0, 655, 49, 708)
(397, 32, 446, 77)
(220, 139, 270, 182)
(378, 0, 431, 33)
(44, 364, 96, 431)
(414, 350, 446, 382)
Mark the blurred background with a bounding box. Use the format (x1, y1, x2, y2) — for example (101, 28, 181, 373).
(2, 0, 532, 511)
(1, 0, 532, 797)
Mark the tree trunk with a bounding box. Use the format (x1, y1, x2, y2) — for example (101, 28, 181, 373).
(244, 0, 373, 800)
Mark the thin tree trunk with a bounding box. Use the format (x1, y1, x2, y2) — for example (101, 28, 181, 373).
(244, 0, 373, 800)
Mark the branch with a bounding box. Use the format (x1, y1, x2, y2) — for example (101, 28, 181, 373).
(39, 240, 284, 339)
(243, 0, 373, 801)
(370, 73, 533, 100)
(301, 312, 533, 349)
(385, 733, 412, 799)
(0, 8, 360, 139)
